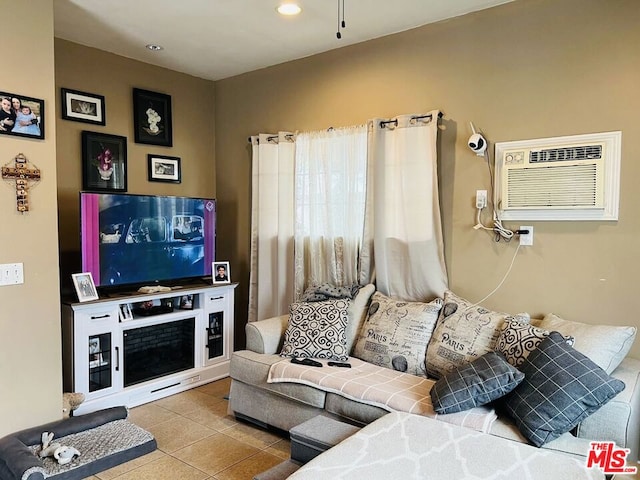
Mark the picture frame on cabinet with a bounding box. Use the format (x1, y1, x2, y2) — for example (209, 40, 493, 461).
(72, 272, 99, 302)
(212, 261, 231, 284)
(118, 303, 133, 322)
(133, 88, 173, 147)
(61, 88, 106, 125)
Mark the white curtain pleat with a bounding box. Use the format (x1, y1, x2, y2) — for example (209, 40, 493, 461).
(294, 126, 368, 299)
(363, 111, 448, 301)
(248, 133, 295, 323)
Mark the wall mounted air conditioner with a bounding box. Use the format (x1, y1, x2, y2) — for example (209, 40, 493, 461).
(494, 131, 621, 221)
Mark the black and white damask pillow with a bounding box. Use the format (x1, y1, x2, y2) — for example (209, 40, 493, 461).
(280, 299, 350, 361)
(496, 316, 574, 368)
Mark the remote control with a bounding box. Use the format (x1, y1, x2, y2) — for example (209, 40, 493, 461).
(291, 357, 323, 367)
(328, 361, 351, 368)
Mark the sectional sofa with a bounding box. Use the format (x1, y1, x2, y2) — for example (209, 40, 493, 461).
(229, 285, 640, 461)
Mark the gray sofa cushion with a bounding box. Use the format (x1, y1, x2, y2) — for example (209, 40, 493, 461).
(503, 332, 625, 447)
(431, 352, 524, 414)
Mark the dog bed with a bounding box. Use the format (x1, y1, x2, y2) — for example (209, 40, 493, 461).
(0, 406, 156, 480)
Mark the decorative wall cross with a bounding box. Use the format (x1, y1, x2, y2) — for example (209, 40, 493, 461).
(1, 153, 41, 212)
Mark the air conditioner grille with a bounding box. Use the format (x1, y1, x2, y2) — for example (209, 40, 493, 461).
(506, 164, 598, 208)
(530, 145, 602, 163)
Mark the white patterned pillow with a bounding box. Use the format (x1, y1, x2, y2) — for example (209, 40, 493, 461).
(353, 292, 443, 376)
(280, 299, 350, 361)
(425, 291, 525, 379)
(496, 316, 574, 368)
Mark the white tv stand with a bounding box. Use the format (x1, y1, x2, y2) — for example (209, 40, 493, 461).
(61, 282, 237, 415)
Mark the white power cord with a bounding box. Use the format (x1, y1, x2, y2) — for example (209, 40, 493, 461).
(469, 242, 521, 308)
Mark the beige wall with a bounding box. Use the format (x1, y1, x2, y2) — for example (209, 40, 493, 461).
(215, 0, 640, 356)
(0, 2, 61, 436)
(55, 40, 216, 292)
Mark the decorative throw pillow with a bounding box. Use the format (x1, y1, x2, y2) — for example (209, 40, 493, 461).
(425, 291, 523, 379)
(430, 351, 524, 414)
(537, 313, 637, 374)
(502, 331, 625, 447)
(345, 284, 376, 354)
(496, 316, 575, 368)
(352, 292, 443, 376)
(280, 299, 350, 361)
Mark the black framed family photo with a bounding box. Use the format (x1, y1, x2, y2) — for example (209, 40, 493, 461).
(133, 88, 173, 147)
(0, 91, 45, 140)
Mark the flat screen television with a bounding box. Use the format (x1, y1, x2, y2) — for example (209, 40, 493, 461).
(80, 192, 216, 288)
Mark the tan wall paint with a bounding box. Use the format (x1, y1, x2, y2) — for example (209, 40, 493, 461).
(215, 0, 640, 356)
(55, 40, 216, 292)
(0, 2, 61, 436)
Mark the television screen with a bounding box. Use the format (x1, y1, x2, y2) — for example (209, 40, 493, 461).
(80, 192, 216, 288)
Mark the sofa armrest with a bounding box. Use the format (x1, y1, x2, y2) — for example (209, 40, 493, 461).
(576, 356, 640, 461)
(246, 315, 289, 354)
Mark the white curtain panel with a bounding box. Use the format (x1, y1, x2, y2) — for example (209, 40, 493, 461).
(363, 111, 448, 301)
(293, 125, 368, 299)
(248, 133, 295, 323)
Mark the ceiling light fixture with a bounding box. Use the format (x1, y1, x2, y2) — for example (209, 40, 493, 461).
(145, 44, 164, 51)
(277, 3, 302, 16)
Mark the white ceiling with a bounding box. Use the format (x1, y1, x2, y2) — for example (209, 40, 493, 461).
(54, 0, 513, 82)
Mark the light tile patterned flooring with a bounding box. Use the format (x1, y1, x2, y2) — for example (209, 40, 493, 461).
(85, 377, 290, 480)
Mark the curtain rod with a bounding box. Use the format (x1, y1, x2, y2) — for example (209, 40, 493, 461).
(379, 111, 443, 129)
(247, 134, 295, 143)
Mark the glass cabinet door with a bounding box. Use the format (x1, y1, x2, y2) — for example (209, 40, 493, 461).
(88, 333, 113, 392)
(207, 312, 224, 360)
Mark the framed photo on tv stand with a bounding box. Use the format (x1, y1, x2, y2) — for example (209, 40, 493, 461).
(212, 261, 230, 284)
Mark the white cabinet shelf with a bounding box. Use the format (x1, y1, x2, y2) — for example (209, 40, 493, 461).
(62, 283, 236, 415)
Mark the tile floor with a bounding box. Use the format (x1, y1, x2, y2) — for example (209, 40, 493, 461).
(85, 377, 290, 480)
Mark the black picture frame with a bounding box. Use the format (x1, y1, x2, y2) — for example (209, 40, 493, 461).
(148, 154, 181, 183)
(0, 91, 45, 140)
(133, 88, 172, 147)
(61, 88, 106, 126)
(81, 131, 127, 192)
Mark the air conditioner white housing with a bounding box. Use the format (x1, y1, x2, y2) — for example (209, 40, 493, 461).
(494, 131, 621, 221)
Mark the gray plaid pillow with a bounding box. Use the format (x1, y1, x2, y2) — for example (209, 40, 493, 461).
(430, 352, 524, 414)
(502, 331, 625, 447)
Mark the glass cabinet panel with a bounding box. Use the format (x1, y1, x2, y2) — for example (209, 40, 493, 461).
(88, 333, 112, 392)
(207, 311, 224, 359)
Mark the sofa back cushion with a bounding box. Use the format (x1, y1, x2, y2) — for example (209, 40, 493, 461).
(353, 292, 443, 376)
(345, 284, 376, 354)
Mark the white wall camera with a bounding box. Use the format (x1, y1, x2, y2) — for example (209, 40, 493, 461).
(468, 122, 487, 156)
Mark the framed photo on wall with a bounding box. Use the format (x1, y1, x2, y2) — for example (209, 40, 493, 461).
(82, 130, 127, 192)
(212, 261, 231, 284)
(133, 88, 172, 147)
(148, 154, 181, 183)
(0, 91, 45, 140)
(72, 272, 99, 302)
(61, 88, 106, 125)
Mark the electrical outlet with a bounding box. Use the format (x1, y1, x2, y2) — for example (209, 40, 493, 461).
(519, 226, 533, 246)
(476, 190, 487, 209)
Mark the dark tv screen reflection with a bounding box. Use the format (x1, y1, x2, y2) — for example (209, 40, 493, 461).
(81, 192, 216, 288)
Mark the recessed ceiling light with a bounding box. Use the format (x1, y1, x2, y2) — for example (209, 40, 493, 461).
(277, 3, 302, 15)
(146, 44, 164, 51)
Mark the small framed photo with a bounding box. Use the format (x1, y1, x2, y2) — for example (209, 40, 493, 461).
(0, 91, 45, 140)
(133, 88, 172, 147)
(72, 272, 99, 302)
(88, 337, 100, 355)
(148, 154, 181, 183)
(61, 88, 106, 125)
(118, 303, 133, 321)
(213, 261, 231, 284)
(179, 294, 194, 310)
(82, 130, 127, 192)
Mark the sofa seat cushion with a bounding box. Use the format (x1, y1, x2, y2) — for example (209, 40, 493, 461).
(430, 352, 524, 414)
(502, 332, 626, 447)
(230, 350, 326, 408)
(353, 292, 443, 375)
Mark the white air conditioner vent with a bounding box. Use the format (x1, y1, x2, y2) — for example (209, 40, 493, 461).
(494, 131, 621, 221)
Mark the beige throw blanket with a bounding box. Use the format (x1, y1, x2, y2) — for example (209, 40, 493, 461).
(268, 357, 497, 433)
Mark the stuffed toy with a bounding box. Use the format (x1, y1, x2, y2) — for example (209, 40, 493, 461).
(62, 392, 85, 418)
(39, 432, 81, 465)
